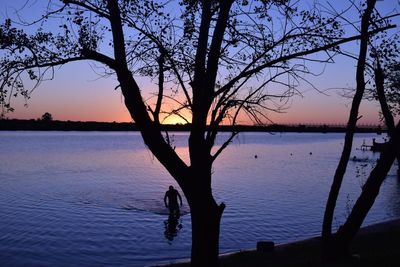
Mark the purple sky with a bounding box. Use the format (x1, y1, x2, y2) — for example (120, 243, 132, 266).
(1, 0, 398, 125)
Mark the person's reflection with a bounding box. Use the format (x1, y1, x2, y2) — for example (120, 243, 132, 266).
(164, 213, 183, 242)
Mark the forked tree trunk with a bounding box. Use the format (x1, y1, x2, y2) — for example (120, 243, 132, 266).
(321, 0, 377, 261)
(332, 123, 400, 258)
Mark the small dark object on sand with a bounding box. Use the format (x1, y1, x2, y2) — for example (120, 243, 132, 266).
(257, 241, 275, 252)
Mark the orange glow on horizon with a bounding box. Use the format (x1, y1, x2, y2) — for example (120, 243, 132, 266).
(161, 113, 191, 125)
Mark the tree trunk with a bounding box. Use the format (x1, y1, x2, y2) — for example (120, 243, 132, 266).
(374, 62, 400, 172)
(185, 168, 225, 267)
(190, 198, 224, 267)
(321, 0, 377, 260)
(332, 122, 400, 258)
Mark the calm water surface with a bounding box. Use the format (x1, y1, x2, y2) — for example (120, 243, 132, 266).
(0, 131, 399, 266)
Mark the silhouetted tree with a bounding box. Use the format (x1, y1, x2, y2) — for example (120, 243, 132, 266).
(368, 27, 400, 170)
(322, 0, 399, 261)
(40, 112, 53, 122)
(332, 122, 400, 259)
(332, 58, 400, 257)
(0, 1, 394, 265)
(322, 2, 379, 257)
(373, 61, 400, 171)
(324, 15, 400, 257)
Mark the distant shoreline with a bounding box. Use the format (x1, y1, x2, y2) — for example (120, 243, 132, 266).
(0, 119, 385, 133)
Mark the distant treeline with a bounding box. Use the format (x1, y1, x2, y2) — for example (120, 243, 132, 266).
(0, 119, 385, 133)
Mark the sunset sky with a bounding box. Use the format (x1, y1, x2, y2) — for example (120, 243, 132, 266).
(1, 0, 399, 125)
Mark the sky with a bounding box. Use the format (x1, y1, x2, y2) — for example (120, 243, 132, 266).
(0, 0, 399, 125)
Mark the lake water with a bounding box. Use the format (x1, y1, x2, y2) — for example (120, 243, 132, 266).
(0, 131, 399, 267)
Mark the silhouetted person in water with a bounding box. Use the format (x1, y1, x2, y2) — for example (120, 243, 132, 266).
(164, 185, 182, 217)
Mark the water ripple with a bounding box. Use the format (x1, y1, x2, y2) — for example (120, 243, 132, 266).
(0, 132, 397, 267)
